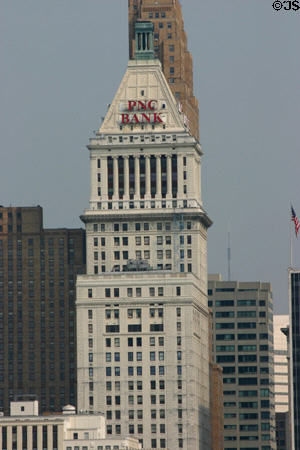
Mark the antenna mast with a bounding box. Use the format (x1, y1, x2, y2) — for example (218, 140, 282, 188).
(227, 231, 231, 281)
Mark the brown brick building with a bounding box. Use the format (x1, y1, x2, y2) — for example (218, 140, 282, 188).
(128, 0, 200, 140)
(0, 206, 85, 414)
(209, 310, 224, 450)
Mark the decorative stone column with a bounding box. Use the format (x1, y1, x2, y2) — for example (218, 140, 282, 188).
(90, 156, 98, 204)
(47, 425, 53, 449)
(57, 424, 64, 450)
(145, 155, 151, 199)
(101, 157, 108, 201)
(166, 155, 172, 199)
(17, 426, 22, 449)
(123, 156, 130, 200)
(37, 425, 43, 449)
(7, 426, 12, 450)
(27, 425, 33, 450)
(113, 157, 119, 200)
(134, 156, 140, 199)
(177, 154, 184, 197)
(155, 155, 161, 198)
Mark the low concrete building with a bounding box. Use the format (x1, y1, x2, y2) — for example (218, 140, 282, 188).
(0, 400, 141, 450)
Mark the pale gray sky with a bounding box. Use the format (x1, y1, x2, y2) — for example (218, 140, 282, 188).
(1, 0, 300, 313)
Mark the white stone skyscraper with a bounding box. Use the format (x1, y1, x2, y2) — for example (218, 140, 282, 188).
(76, 22, 211, 450)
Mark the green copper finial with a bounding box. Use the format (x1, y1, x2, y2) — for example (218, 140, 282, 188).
(135, 21, 154, 60)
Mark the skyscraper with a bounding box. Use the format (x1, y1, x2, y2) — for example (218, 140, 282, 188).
(208, 274, 276, 449)
(128, 0, 200, 141)
(272, 315, 290, 450)
(289, 269, 300, 450)
(0, 206, 86, 414)
(76, 22, 211, 450)
(273, 315, 289, 413)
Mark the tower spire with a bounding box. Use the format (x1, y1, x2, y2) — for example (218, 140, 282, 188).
(134, 21, 154, 60)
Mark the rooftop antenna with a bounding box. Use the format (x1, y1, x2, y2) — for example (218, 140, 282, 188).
(227, 229, 231, 281)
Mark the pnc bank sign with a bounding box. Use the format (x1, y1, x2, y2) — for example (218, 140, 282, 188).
(118, 100, 166, 125)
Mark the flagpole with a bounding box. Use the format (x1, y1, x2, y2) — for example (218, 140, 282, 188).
(290, 215, 293, 268)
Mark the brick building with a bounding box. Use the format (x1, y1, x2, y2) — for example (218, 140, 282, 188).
(0, 206, 85, 414)
(128, 0, 200, 141)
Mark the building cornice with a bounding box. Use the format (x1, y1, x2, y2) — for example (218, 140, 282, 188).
(80, 208, 212, 228)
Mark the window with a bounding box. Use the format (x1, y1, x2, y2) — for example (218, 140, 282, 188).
(215, 300, 234, 307)
(105, 288, 111, 298)
(149, 287, 155, 297)
(158, 337, 164, 346)
(216, 311, 234, 318)
(216, 334, 234, 341)
(166, 250, 172, 259)
(88, 289, 93, 298)
(158, 287, 164, 296)
(159, 366, 165, 375)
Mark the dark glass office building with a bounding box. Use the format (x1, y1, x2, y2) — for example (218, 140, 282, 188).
(289, 270, 300, 450)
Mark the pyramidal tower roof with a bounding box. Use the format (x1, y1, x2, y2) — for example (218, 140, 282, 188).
(99, 58, 190, 137)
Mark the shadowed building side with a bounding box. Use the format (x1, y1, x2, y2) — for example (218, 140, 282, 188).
(0, 206, 86, 414)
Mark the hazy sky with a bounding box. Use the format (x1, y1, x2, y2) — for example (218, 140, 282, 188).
(1, 0, 300, 313)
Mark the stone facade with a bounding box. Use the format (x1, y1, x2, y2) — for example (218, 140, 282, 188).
(76, 46, 211, 449)
(0, 400, 140, 450)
